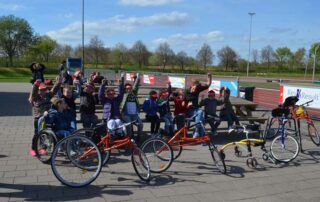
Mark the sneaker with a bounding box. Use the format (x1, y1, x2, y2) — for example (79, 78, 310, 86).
(193, 132, 199, 138)
(29, 149, 36, 157)
(39, 149, 46, 155)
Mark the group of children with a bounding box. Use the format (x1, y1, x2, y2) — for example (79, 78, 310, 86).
(28, 70, 239, 156)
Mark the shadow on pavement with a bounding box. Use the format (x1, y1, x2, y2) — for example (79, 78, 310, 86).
(0, 92, 31, 116)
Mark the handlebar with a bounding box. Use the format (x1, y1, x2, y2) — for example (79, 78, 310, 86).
(300, 100, 313, 107)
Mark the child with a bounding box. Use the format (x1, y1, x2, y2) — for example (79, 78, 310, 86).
(157, 82, 174, 136)
(44, 98, 75, 138)
(199, 90, 224, 136)
(185, 74, 212, 137)
(219, 87, 240, 129)
(99, 73, 125, 137)
(28, 76, 62, 156)
(173, 89, 189, 130)
(143, 91, 160, 137)
(80, 83, 98, 128)
(120, 73, 143, 142)
(61, 84, 81, 130)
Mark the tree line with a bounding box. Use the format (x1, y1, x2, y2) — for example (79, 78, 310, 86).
(1, 15, 320, 73)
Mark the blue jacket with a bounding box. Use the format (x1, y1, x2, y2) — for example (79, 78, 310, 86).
(98, 78, 124, 120)
(143, 98, 159, 116)
(44, 108, 72, 132)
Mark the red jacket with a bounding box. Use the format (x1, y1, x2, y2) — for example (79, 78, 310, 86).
(174, 97, 189, 116)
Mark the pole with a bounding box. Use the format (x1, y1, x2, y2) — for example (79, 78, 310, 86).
(312, 45, 319, 82)
(81, 0, 85, 73)
(246, 12, 255, 77)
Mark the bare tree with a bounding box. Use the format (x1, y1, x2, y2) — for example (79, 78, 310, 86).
(155, 42, 174, 71)
(196, 43, 213, 70)
(130, 40, 149, 69)
(252, 48, 259, 68)
(176, 51, 188, 71)
(88, 35, 105, 68)
(261, 45, 274, 72)
(110, 43, 129, 69)
(217, 46, 238, 71)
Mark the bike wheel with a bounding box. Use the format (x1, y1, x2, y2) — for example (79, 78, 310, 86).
(141, 138, 173, 173)
(265, 117, 279, 140)
(270, 134, 299, 163)
(208, 141, 226, 174)
(35, 130, 57, 164)
(131, 147, 151, 181)
(71, 128, 110, 166)
(308, 123, 320, 146)
(51, 135, 102, 187)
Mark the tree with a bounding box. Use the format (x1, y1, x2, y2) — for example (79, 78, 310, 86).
(293, 48, 306, 69)
(155, 42, 174, 71)
(88, 35, 105, 68)
(196, 43, 213, 70)
(217, 46, 238, 71)
(176, 51, 188, 71)
(261, 45, 274, 72)
(130, 40, 149, 69)
(27, 35, 58, 62)
(110, 43, 129, 69)
(274, 47, 292, 70)
(0, 15, 34, 66)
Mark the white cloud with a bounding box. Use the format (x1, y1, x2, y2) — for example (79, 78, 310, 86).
(119, 0, 182, 6)
(0, 3, 22, 11)
(46, 12, 190, 44)
(153, 31, 224, 47)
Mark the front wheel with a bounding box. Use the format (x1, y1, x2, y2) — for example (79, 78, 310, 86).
(270, 134, 299, 163)
(35, 130, 57, 164)
(308, 123, 320, 146)
(208, 142, 226, 174)
(131, 147, 151, 181)
(141, 138, 173, 173)
(51, 135, 102, 187)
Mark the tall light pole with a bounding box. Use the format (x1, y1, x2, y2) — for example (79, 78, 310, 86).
(246, 12, 255, 77)
(81, 0, 85, 73)
(312, 44, 320, 82)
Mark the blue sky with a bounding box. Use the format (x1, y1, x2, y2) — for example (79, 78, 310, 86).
(1, 0, 319, 59)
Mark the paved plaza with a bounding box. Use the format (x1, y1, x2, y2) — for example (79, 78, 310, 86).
(1, 83, 320, 201)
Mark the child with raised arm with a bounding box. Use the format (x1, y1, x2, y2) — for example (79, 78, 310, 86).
(157, 82, 174, 136)
(143, 91, 160, 137)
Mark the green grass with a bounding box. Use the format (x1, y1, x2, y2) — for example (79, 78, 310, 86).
(0, 67, 56, 82)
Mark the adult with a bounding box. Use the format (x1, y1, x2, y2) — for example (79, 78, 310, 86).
(58, 60, 66, 73)
(185, 74, 212, 138)
(30, 63, 45, 84)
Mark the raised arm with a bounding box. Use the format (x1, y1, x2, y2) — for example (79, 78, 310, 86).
(207, 73, 212, 87)
(132, 73, 140, 95)
(116, 72, 125, 102)
(50, 75, 62, 96)
(99, 79, 108, 104)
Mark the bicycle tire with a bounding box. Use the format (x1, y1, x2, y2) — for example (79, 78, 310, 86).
(35, 130, 57, 164)
(131, 147, 151, 181)
(51, 135, 102, 187)
(141, 138, 173, 173)
(71, 128, 111, 166)
(308, 123, 320, 146)
(270, 133, 299, 163)
(265, 118, 279, 140)
(208, 141, 226, 174)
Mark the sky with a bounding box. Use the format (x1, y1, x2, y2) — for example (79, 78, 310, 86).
(1, 0, 320, 59)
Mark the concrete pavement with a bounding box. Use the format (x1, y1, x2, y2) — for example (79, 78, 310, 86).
(1, 83, 320, 202)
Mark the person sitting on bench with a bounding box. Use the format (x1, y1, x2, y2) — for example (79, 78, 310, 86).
(219, 87, 240, 130)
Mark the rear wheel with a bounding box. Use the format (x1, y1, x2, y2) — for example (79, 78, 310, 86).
(35, 130, 57, 164)
(308, 123, 320, 146)
(51, 135, 102, 187)
(208, 141, 226, 174)
(270, 133, 299, 163)
(141, 138, 173, 173)
(131, 147, 151, 181)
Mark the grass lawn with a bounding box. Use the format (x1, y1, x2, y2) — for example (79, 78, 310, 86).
(0, 67, 56, 82)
